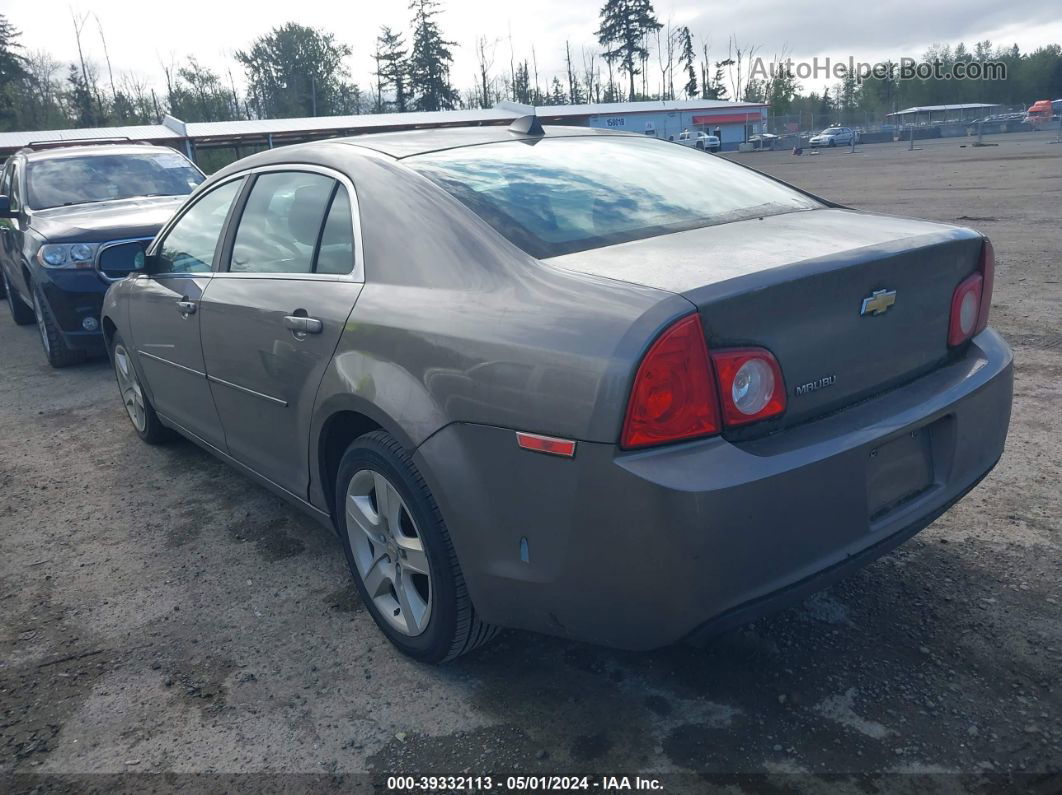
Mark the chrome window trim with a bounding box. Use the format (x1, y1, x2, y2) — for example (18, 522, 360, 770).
(210, 163, 364, 283)
(95, 236, 155, 283)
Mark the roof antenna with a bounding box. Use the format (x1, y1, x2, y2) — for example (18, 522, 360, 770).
(509, 114, 544, 136)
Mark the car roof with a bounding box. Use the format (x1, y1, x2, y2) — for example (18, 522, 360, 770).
(20, 143, 178, 162)
(330, 124, 629, 159)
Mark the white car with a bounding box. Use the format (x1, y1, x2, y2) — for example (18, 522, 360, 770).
(676, 130, 720, 152)
(809, 127, 856, 147)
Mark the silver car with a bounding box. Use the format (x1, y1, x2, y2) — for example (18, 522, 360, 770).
(102, 122, 1012, 662)
(809, 126, 857, 147)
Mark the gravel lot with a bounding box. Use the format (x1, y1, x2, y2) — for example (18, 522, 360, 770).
(1, 130, 1060, 791)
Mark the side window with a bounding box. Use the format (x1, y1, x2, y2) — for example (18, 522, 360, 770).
(156, 179, 242, 275)
(314, 186, 355, 275)
(230, 172, 334, 274)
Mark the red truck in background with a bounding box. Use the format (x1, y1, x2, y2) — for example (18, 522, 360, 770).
(1024, 99, 1060, 130)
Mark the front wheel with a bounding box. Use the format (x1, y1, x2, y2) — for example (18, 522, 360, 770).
(111, 333, 174, 444)
(3, 269, 35, 326)
(335, 431, 497, 662)
(33, 285, 85, 368)
(828, 138, 837, 147)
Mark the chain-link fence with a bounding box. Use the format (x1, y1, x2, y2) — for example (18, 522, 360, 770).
(764, 105, 1035, 148)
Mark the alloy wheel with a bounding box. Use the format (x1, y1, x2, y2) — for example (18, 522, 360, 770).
(113, 343, 147, 432)
(345, 468, 433, 636)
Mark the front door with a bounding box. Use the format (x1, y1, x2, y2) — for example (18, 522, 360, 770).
(128, 178, 244, 450)
(199, 170, 362, 497)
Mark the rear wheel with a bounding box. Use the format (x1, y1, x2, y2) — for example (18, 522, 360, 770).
(33, 285, 85, 368)
(3, 269, 35, 326)
(111, 333, 174, 444)
(335, 431, 497, 662)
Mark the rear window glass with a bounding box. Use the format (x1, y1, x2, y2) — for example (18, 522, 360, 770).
(27, 152, 204, 210)
(407, 136, 820, 258)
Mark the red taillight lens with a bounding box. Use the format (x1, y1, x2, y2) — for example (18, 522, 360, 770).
(711, 348, 787, 427)
(948, 237, 994, 347)
(621, 314, 720, 449)
(948, 273, 983, 346)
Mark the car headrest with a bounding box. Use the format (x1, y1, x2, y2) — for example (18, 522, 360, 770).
(288, 186, 326, 246)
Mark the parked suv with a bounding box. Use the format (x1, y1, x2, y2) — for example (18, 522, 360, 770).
(0, 141, 204, 367)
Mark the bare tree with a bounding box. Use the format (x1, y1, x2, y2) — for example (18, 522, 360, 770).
(93, 14, 117, 104)
(475, 35, 497, 109)
(581, 47, 598, 104)
(70, 10, 103, 119)
(565, 41, 579, 104)
(726, 35, 759, 102)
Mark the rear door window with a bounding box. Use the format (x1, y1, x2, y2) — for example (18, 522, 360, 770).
(314, 186, 355, 275)
(230, 172, 335, 274)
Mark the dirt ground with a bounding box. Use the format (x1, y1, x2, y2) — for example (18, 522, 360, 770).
(1, 130, 1060, 792)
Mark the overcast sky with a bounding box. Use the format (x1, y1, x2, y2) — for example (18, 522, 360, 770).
(3, 0, 1061, 102)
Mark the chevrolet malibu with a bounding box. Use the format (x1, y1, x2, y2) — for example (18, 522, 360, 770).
(101, 121, 1012, 663)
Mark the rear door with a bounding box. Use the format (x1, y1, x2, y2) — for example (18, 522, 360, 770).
(128, 177, 244, 449)
(198, 167, 362, 497)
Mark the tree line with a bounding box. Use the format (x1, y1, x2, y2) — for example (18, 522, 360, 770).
(1, 0, 1061, 134)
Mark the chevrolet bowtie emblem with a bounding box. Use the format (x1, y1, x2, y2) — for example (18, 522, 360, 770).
(860, 289, 897, 317)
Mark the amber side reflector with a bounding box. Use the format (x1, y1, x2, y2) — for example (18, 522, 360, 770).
(516, 432, 576, 458)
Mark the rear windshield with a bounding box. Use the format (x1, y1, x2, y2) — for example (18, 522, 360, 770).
(407, 136, 820, 258)
(27, 152, 204, 210)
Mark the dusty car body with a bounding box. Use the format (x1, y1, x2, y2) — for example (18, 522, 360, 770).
(102, 123, 1012, 662)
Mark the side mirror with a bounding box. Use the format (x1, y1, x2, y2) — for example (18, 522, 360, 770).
(0, 195, 16, 219)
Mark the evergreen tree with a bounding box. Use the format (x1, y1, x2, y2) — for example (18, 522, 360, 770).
(408, 0, 458, 111)
(66, 64, 97, 127)
(375, 26, 410, 112)
(548, 76, 566, 105)
(0, 14, 27, 129)
(679, 27, 696, 99)
(596, 0, 662, 102)
(236, 23, 354, 119)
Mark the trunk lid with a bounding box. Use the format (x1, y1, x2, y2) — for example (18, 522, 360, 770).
(546, 208, 985, 428)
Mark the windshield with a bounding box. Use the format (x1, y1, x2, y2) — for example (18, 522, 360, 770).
(821, 128, 842, 134)
(27, 152, 204, 210)
(408, 136, 820, 258)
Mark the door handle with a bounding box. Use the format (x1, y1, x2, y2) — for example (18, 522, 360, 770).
(283, 315, 323, 334)
(176, 300, 197, 316)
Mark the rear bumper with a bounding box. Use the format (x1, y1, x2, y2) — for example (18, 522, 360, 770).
(414, 329, 1013, 650)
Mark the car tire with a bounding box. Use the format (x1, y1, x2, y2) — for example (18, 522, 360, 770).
(3, 269, 35, 326)
(32, 284, 85, 368)
(335, 430, 498, 663)
(110, 332, 174, 444)
(829, 139, 836, 147)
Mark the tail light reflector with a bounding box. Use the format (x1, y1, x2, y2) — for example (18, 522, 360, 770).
(948, 238, 993, 347)
(711, 348, 787, 427)
(516, 432, 576, 457)
(621, 314, 720, 449)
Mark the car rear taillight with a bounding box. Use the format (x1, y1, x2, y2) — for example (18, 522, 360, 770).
(711, 348, 787, 427)
(620, 314, 721, 449)
(948, 238, 994, 347)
